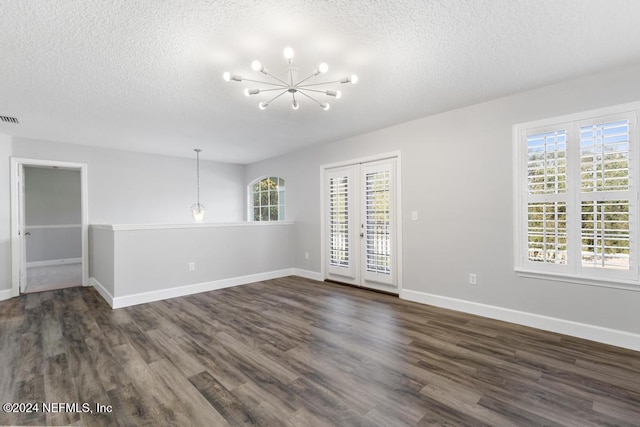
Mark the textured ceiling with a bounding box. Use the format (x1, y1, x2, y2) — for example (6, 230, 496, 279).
(2, 0, 640, 164)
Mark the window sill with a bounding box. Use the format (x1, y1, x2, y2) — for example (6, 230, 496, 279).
(515, 268, 640, 292)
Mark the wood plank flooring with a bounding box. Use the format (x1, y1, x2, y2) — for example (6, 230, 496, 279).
(1, 276, 639, 426)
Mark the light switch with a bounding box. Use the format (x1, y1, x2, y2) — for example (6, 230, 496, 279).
(411, 211, 418, 221)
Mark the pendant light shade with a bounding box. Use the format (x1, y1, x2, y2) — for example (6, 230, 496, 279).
(191, 148, 205, 222)
(191, 204, 205, 222)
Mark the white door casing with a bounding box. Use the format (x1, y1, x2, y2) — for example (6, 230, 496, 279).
(10, 158, 89, 297)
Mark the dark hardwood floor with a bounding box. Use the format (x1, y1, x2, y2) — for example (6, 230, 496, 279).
(1, 276, 639, 426)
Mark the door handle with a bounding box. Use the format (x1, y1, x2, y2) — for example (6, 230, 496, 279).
(24, 232, 31, 236)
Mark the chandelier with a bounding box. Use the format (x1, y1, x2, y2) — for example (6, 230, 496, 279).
(223, 47, 358, 110)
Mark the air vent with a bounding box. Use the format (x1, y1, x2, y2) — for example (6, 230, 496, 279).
(0, 115, 19, 124)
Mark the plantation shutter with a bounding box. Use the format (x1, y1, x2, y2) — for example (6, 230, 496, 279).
(362, 160, 395, 285)
(327, 166, 356, 278)
(579, 117, 633, 272)
(520, 110, 637, 281)
(525, 128, 569, 266)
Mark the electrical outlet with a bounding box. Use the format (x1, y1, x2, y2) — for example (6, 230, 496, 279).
(411, 211, 418, 221)
(469, 273, 477, 285)
(188, 262, 195, 271)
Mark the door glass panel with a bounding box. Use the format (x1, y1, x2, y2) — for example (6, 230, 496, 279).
(329, 176, 350, 267)
(365, 170, 391, 275)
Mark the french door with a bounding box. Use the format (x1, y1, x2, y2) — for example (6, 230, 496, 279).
(324, 157, 399, 293)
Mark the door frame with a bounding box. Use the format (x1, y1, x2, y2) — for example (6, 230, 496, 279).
(320, 151, 402, 294)
(10, 157, 89, 297)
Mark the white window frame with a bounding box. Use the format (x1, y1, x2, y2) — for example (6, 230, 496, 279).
(247, 176, 285, 222)
(514, 102, 640, 291)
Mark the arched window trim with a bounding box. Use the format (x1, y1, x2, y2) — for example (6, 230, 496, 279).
(248, 176, 285, 221)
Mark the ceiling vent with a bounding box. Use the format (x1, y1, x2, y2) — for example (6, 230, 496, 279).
(0, 115, 19, 124)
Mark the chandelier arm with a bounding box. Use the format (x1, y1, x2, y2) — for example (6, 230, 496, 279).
(241, 78, 288, 87)
(265, 89, 290, 104)
(297, 90, 324, 107)
(299, 88, 331, 94)
(295, 72, 320, 86)
(288, 63, 295, 86)
(262, 71, 290, 87)
(297, 80, 342, 88)
(258, 87, 290, 92)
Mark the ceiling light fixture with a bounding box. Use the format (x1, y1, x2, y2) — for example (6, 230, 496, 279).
(191, 148, 205, 223)
(223, 47, 358, 110)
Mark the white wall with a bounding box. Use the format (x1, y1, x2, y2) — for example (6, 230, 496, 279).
(11, 138, 246, 224)
(245, 62, 640, 337)
(0, 135, 11, 292)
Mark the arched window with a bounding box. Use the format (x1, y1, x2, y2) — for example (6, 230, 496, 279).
(250, 177, 285, 221)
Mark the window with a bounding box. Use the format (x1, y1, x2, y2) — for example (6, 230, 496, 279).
(515, 105, 639, 286)
(249, 177, 285, 221)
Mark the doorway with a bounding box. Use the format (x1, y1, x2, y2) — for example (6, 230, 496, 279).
(323, 153, 401, 294)
(10, 158, 89, 297)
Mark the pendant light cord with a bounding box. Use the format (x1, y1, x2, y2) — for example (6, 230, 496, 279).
(195, 148, 201, 206)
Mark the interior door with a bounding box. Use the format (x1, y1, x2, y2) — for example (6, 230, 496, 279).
(325, 157, 398, 293)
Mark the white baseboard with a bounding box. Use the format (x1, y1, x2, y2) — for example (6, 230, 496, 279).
(292, 268, 323, 281)
(100, 269, 295, 309)
(401, 289, 640, 352)
(0, 288, 13, 302)
(89, 277, 115, 308)
(27, 258, 82, 268)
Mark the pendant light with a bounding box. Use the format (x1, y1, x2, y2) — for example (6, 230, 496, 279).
(191, 148, 205, 222)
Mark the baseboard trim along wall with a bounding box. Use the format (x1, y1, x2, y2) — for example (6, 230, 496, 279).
(91, 269, 298, 309)
(26, 258, 82, 268)
(292, 268, 323, 281)
(89, 277, 114, 307)
(400, 289, 640, 352)
(0, 288, 13, 302)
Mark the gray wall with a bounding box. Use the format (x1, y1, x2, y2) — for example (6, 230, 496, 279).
(90, 227, 114, 296)
(11, 138, 246, 224)
(0, 138, 246, 292)
(24, 167, 81, 262)
(245, 62, 640, 335)
(89, 223, 294, 304)
(0, 135, 11, 291)
(113, 224, 294, 296)
(24, 167, 81, 225)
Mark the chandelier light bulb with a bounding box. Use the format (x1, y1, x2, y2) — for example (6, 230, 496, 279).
(350, 74, 359, 84)
(251, 60, 262, 72)
(320, 103, 330, 111)
(283, 47, 294, 60)
(244, 88, 251, 97)
(292, 99, 299, 110)
(223, 71, 231, 82)
(335, 90, 342, 99)
(318, 62, 329, 74)
(259, 102, 268, 110)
